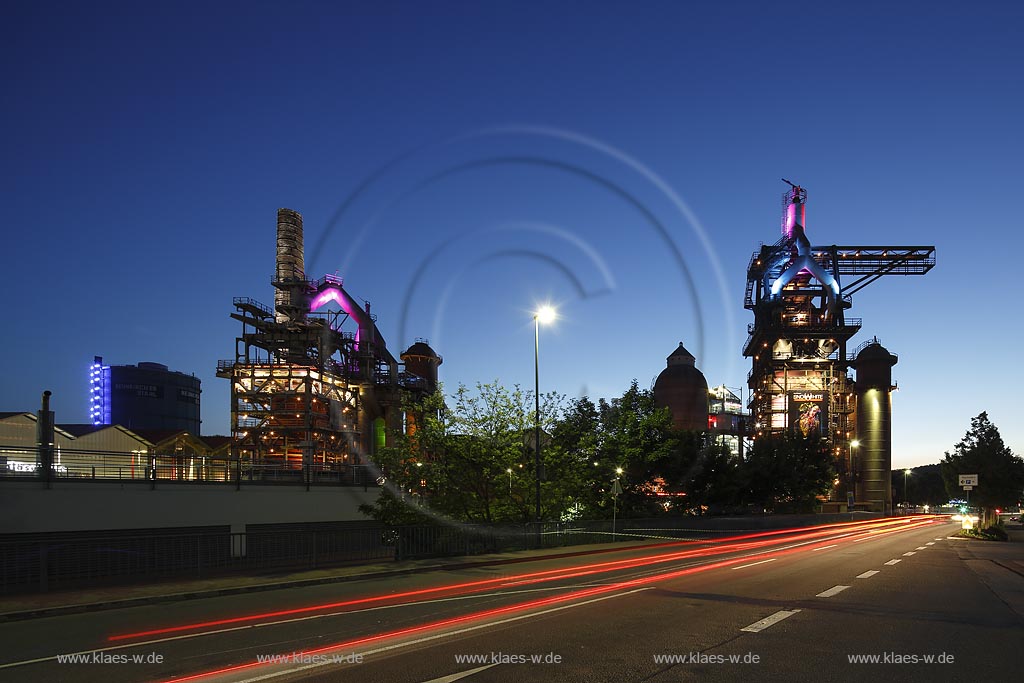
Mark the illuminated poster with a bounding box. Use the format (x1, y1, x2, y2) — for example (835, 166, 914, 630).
(788, 391, 827, 437)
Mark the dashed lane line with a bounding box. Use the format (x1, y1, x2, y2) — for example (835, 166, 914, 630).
(740, 610, 801, 633)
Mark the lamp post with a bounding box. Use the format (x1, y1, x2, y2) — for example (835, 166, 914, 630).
(612, 467, 623, 542)
(848, 440, 860, 509)
(903, 468, 912, 513)
(506, 467, 513, 497)
(533, 305, 556, 547)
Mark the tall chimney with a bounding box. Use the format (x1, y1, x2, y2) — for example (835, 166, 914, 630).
(275, 208, 305, 323)
(36, 390, 54, 487)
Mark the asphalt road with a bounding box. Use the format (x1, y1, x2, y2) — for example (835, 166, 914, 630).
(1, 516, 1020, 683)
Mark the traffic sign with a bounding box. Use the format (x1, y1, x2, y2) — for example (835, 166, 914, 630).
(959, 474, 978, 487)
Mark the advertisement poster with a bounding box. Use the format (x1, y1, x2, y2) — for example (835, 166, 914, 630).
(788, 391, 827, 437)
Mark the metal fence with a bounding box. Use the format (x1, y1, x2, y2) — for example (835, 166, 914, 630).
(0, 513, 873, 595)
(0, 445, 378, 488)
(0, 520, 671, 594)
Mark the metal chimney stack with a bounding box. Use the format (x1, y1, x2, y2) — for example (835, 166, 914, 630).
(275, 208, 305, 323)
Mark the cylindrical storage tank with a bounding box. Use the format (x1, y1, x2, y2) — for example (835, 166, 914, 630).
(107, 362, 201, 433)
(401, 340, 443, 392)
(275, 208, 305, 323)
(653, 343, 709, 432)
(853, 340, 898, 513)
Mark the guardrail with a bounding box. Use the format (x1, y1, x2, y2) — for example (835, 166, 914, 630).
(0, 446, 378, 488)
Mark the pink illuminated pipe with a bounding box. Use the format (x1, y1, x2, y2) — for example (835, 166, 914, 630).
(770, 183, 840, 311)
(309, 287, 364, 348)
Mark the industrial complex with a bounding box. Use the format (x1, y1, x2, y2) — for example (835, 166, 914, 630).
(0, 185, 936, 593)
(215, 208, 441, 481)
(742, 182, 933, 511)
(651, 182, 934, 513)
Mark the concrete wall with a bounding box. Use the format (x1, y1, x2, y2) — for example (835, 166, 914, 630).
(0, 481, 379, 534)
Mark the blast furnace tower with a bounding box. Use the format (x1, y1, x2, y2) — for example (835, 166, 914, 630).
(743, 183, 934, 512)
(217, 209, 437, 483)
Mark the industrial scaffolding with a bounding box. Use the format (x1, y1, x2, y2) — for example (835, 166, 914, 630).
(743, 183, 934, 503)
(216, 209, 434, 481)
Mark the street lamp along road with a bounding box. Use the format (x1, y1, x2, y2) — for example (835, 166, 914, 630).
(533, 305, 556, 546)
(612, 467, 624, 541)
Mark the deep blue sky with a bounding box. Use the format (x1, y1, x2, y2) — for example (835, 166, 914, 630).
(5, 1, 1022, 467)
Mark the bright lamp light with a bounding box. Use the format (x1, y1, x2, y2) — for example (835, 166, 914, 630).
(535, 305, 557, 325)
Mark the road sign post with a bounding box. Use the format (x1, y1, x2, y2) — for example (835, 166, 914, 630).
(959, 474, 979, 528)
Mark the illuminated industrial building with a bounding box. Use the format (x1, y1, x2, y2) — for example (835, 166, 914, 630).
(743, 182, 934, 512)
(216, 208, 439, 478)
(89, 357, 201, 433)
(708, 384, 747, 458)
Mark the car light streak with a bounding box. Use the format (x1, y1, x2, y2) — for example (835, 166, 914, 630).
(156, 518, 938, 682)
(112, 516, 938, 643)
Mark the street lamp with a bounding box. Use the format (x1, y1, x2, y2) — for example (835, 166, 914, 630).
(506, 467, 513, 497)
(904, 468, 912, 512)
(612, 467, 624, 542)
(533, 305, 556, 546)
(848, 440, 860, 508)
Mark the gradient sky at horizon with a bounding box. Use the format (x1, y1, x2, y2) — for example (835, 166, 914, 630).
(4, 1, 1023, 468)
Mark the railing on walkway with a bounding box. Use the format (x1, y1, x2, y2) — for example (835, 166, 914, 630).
(2, 514, 869, 595)
(0, 445, 377, 488)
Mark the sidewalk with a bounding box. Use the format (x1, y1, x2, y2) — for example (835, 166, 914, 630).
(0, 538, 658, 623)
(952, 524, 1024, 620)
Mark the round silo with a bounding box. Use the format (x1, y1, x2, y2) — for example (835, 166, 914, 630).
(653, 343, 709, 432)
(401, 340, 443, 392)
(853, 340, 898, 513)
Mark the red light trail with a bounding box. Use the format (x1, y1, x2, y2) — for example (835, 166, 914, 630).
(111, 516, 928, 642)
(156, 516, 940, 682)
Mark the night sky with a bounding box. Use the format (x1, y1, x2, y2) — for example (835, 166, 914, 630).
(5, 1, 1022, 468)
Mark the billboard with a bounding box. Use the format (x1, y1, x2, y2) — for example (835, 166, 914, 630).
(788, 391, 827, 437)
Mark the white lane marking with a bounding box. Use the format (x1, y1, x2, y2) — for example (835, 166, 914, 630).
(740, 609, 801, 633)
(885, 559, 901, 565)
(926, 542, 935, 546)
(0, 585, 575, 670)
(915, 546, 927, 550)
(230, 588, 653, 682)
(811, 544, 837, 552)
(816, 585, 850, 598)
(421, 664, 499, 682)
(731, 558, 777, 570)
(935, 538, 944, 541)
(856, 570, 879, 579)
(903, 551, 917, 556)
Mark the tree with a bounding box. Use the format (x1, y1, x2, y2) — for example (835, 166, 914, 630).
(941, 412, 1024, 524)
(361, 381, 567, 525)
(591, 381, 680, 517)
(889, 465, 946, 507)
(740, 432, 834, 513)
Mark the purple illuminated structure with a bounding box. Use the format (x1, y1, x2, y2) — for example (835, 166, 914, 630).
(217, 208, 438, 478)
(89, 356, 111, 426)
(743, 182, 934, 513)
